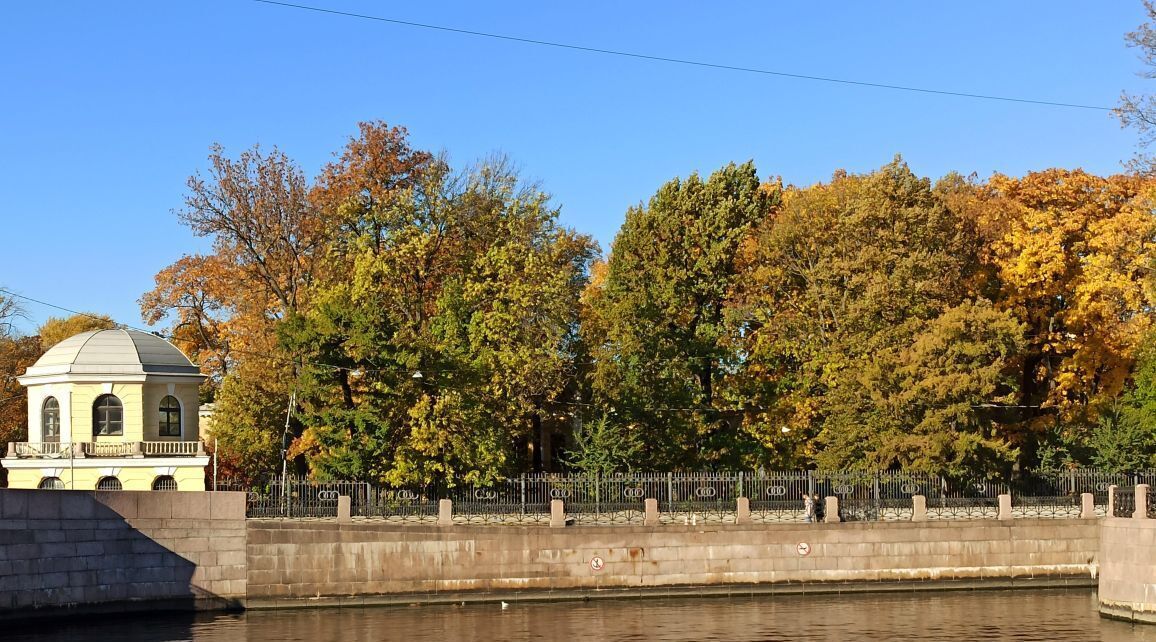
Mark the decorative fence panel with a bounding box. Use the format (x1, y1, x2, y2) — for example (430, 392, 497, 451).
(1114, 486, 1136, 518)
(217, 469, 1132, 523)
(746, 471, 811, 523)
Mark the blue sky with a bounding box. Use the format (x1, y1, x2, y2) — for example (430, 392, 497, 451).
(0, 1, 1149, 333)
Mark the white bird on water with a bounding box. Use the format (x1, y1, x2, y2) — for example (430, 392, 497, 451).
(501, 601, 510, 610)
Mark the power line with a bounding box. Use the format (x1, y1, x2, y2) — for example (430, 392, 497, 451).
(253, 0, 1112, 112)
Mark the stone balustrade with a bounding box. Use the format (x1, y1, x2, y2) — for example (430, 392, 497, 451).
(5, 441, 206, 459)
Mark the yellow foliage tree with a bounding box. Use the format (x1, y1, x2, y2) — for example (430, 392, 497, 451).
(967, 170, 1156, 438)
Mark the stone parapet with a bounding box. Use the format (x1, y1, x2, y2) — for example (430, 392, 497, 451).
(1100, 516, 1156, 623)
(246, 518, 1100, 605)
(0, 489, 246, 621)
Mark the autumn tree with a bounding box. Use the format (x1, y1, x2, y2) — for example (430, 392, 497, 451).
(37, 313, 118, 349)
(583, 162, 776, 470)
(963, 170, 1156, 465)
(142, 138, 332, 476)
(728, 159, 1028, 474)
(283, 155, 596, 484)
(0, 292, 36, 467)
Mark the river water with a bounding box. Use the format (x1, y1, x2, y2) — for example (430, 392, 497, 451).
(10, 589, 1156, 641)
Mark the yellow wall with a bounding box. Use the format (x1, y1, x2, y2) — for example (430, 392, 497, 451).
(69, 383, 144, 442)
(6, 464, 207, 491)
(141, 383, 201, 441)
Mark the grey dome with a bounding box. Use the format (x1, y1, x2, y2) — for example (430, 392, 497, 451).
(22, 329, 202, 378)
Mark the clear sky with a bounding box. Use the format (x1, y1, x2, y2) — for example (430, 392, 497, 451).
(0, 1, 1150, 333)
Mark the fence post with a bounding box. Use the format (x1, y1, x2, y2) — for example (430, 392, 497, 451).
(998, 493, 1012, 520)
(824, 496, 840, 523)
(1080, 492, 1095, 519)
(736, 496, 750, 525)
(1108, 484, 1118, 517)
(644, 498, 659, 526)
(337, 495, 351, 523)
(1135, 484, 1150, 520)
(437, 498, 453, 526)
(520, 474, 527, 517)
(911, 495, 926, 522)
(550, 499, 566, 528)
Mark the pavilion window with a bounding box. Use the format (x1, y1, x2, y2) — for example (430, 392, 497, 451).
(38, 476, 64, 490)
(93, 394, 123, 437)
(152, 475, 179, 491)
(158, 395, 181, 438)
(42, 396, 60, 442)
(96, 476, 122, 491)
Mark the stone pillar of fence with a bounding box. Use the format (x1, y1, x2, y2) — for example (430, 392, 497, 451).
(337, 495, 351, 523)
(824, 496, 840, 523)
(644, 498, 659, 526)
(1080, 492, 1095, 519)
(550, 499, 566, 528)
(437, 499, 453, 526)
(1108, 485, 1118, 517)
(735, 497, 751, 525)
(998, 493, 1012, 520)
(1135, 484, 1150, 520)
(911, 495, 927, 522)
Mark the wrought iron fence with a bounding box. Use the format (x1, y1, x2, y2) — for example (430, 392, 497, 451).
(1114, 486, 1136, 518)
(217, 469, 1141, 523)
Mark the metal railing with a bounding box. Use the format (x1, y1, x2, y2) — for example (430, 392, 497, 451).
(1114, 486, 1136, 518)
(222, 469, 1123, 523)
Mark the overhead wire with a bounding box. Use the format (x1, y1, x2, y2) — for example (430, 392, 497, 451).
(252, 0, 1112, 112)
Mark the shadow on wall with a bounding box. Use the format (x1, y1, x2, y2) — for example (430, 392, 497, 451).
(0, 489, 239, 622)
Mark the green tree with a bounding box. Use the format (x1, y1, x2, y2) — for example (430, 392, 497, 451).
(817, 300, 1025, 476)
(284, 156, 596, 484)
(731, 159, 1008, 473)
(584, 161, 776, 470)
(562, 414, 642, 476)
(1091, 337, 1156, 472)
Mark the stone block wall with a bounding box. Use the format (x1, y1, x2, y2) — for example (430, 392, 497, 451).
(0, 489, 246, 620)
(246, 518, 1099, 605)
(1099, 517, 1156, 623)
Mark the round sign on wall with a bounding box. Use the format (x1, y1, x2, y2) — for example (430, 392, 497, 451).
(590, 556, 605, 571)
(796, 542, 811, 557)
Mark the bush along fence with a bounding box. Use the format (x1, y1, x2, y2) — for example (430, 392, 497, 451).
(215, 468, 1151, 525)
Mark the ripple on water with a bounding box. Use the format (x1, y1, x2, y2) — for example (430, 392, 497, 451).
(7, 589, 1156, 642)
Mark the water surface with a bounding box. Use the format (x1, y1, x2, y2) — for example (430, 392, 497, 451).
(9, 589, 1156, 641)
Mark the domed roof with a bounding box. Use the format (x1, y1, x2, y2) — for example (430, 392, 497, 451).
(21, 329, 203, 379)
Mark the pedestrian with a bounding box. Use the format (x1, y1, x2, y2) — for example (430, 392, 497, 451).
(813, 493, 825, 522)
(803, 492, 815, 523)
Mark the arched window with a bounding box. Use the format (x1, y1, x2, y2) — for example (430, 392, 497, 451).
(38, 476, 64, 490)
(92, 394, 123, 437)
(96, 476, 122, 491)
(158, 396, 181, 438)
(42, 397, 60, 442)
(152, 475, 179, 491)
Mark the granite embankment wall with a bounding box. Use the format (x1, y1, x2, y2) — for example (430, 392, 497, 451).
(1099, 485, 1156, 623)
(246, 518, 1100, 607)
(0, 489, 246, 621)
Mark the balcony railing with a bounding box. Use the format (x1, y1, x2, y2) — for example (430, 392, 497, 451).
(6, 442, 74, 458)
(141, 441, 205, 456)
(5, 441, 206, 459)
